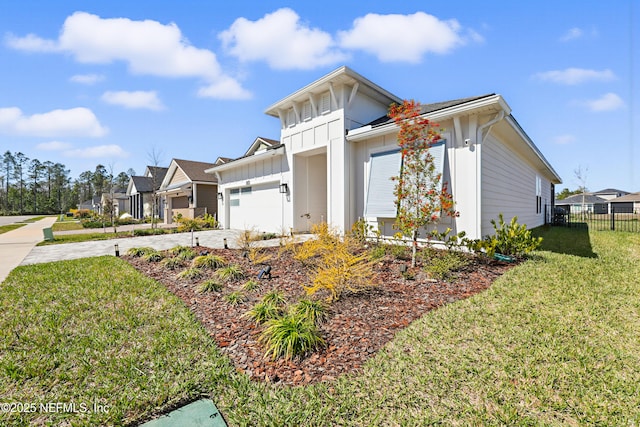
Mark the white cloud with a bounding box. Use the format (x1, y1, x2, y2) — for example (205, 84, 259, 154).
(219, 8, 347, 70)
(534, 68, 616, 85)
(36, 141, 73, 151)
(0, 106, 107, 137)
(338, 12, 469, 62)
(553, 134, 576, 145)
(582, 93, 625, 112)
(64, 144, 129, 159)
(560, 27, 583, 42)
(102, 90, 165, 111)
(7, 12, 250, 100)
(69, 73, 105, 85)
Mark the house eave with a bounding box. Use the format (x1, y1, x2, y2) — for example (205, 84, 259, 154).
(205, 145, 286, 174)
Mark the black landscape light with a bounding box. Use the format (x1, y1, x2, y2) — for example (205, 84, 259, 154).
(258, 265, 272, 280)
(114, 243, 120, 257)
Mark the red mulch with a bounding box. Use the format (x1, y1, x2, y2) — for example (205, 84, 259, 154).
(124, 245, 513, 386)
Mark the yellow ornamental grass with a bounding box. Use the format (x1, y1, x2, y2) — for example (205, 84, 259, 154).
(304, 247, 374, 302)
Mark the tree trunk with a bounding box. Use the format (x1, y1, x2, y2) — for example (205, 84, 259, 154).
(411, 228, 418, 268)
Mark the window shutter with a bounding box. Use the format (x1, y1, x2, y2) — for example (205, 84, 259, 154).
(302, 101, 312, 121)
(364, 150, 402, 218)
(430, 140, 446, 192)
(320, 93, 331, 114)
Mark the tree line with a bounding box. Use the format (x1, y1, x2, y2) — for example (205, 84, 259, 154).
(1, 150, 134, 215)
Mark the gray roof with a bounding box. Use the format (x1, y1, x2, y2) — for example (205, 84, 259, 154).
(173, 159, 217, 182)
(146, 166, 168, 182)
(367, 94, 496, 127)
(610, 192, 640, 202)
(557, 194, 607, 205)
(131, 176, 155, 193)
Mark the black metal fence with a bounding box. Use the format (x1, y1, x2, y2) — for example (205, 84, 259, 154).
(546, 204, 640, 232)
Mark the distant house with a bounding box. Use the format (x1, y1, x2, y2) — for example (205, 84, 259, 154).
(126, 166, 168, 220)
(206, 66, 561, 238)
(157, 159, 218, 223)
(100, 189, 130, 217)
(592, 188, 630, 201)
(610, 192, 640, 214)
(556, 193, 608, 214)
(78, 196, 101, 212)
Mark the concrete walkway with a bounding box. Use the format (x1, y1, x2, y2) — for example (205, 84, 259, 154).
(0, 216, 57, 282)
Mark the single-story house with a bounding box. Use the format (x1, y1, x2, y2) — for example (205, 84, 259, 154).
(158, 158, 218, 223)
(609, 192, 640, 214)
(78, 196, 101, 212)
(99, 189, 130, 217)
(126, 166, 168, 220)
(592, 188, 630, 201)
(206, 66, 562, 240)
(556, 193, 608, 214)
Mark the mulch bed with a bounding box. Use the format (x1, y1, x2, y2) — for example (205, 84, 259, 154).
(124, 244, 514, 386)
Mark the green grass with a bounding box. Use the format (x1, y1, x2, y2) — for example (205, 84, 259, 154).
(0, 223, 26, 234)
(51, 221, 83, 232)
(36, 232, 128, 246)
(2, 228, 640, 425)
(20, 216, 48, 223)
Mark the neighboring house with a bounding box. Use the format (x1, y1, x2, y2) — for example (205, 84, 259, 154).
(78, 196, 101, 212)
(126, 166, 168, 220)
(99, 188, 130, 217)
(158, 158, 217, 223)
(207, 66, 561, 240)
(609, 192, 640, 214)
(592, 188, 630, 201)
(556, 193, 608, 214)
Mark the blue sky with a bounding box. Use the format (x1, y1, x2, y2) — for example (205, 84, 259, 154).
(0, 1, 637, 192)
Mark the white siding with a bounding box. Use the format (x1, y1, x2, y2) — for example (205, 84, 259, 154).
(481, 134, 550, 235)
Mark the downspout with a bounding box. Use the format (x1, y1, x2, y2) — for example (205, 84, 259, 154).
(475, 110, 505, 239)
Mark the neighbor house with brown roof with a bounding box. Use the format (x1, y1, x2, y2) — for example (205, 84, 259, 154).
(157, 158, 217, 223)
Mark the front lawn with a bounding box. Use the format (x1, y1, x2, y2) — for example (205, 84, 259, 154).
(0, 223, 26, 234)
(1, 228, 639, 425)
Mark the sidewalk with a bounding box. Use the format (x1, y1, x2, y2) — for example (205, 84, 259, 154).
(0, 216, 57, 283)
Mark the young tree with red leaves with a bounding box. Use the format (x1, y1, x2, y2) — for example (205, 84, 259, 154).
(390, 100, 458, 267)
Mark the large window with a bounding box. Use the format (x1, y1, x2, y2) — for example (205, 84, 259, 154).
(364, 141, 446, 218)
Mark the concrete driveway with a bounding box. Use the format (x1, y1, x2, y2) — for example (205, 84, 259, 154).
(0, 216, 57, 282)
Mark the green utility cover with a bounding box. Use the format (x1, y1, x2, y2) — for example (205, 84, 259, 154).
(140, 399, 226, 427)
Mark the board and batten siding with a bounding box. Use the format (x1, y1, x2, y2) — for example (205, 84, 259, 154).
(481, 134, 550, 236)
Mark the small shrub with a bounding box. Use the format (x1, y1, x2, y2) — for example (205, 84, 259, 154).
(290, 299, 329, 325)
(224, 291, 246, 306)
(177, 267, 204, 281)
(127, 247, 155, 257)
(216, 265, 244, 281)
(249, 247, 272, 265)
(169, 246, 197, 261)
(242, 279, 261, 292)
(259, 313, 325, 361)
(490, 214, 543, 257)
(304, 249, 374, 302)
(199, 279, 223, 293)
(390, 244, 410, 261)
(368, 245, 386, 261)
(261, 290, 287, 307)
(424, 251, 469, 280)
(236, 228, 258, 252)
(243, 300, 283, 324)
(192, 254, 226, 269)
(143, 250, 164, 262)
(161, 257, 184, 270)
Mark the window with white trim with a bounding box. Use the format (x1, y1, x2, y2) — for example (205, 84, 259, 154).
(286, 108, 296, 127)
(302, 101, 312, 121)
(536, 175, 542, 214)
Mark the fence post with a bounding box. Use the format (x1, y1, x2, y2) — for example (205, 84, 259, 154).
(611, 205, 615, 231)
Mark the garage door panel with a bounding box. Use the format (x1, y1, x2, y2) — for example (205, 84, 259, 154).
(229, 182, 282, 232)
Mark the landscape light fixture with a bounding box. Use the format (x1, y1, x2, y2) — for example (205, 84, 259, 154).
(279, 183, 288, 194)
(195, 236, 200, 246)
(114, 243, 120, 257)
(217, 192, 223, 200)
(258, 265, 272, 280)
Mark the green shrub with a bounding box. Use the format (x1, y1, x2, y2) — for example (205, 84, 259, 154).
(242, 279, 261, 292)
(290, 299, 329, 325)
(243, 300, 283, 324)
(368, 245, 386, 261)
(161, 257, 184, 270)
(424, 251, 470, 280)
(490, 214, 543, 257)
(216, 265, 244, 281)
(169, 246, 197, 261)
(224, 291, 246, 306)
(192, 254, 226, 269)
(126, 247, 155, 257)
(259, 313, 325, 361)
(390, 244, 410, 261)
(199, 279, 223, 293)
(143, 250, 164, 262)
(177, 267, 204, 281)
(261, 290, 287, 307)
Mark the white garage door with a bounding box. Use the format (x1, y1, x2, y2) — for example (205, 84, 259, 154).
(229, 182, 282, 232)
